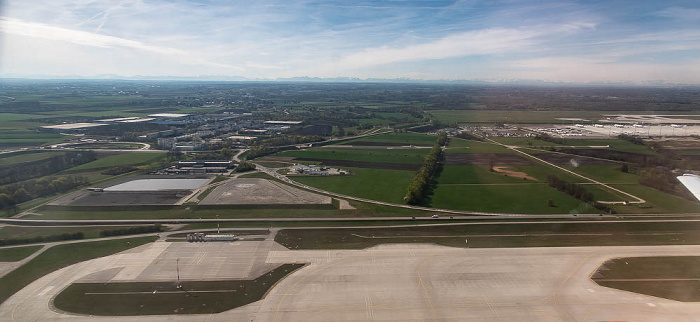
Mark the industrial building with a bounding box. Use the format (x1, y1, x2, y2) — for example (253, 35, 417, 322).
(163, 160, 234, 174)
(186, 233, 238, 242)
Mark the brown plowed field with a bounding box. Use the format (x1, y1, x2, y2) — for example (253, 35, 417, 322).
(443, 153, 532, 166)
(532, 153, 617, 166)
(293, 158, 420, 171)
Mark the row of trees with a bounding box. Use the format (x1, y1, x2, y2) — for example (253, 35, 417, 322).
(100, 224, 163, 237)
(534, 133, 567, 145)
(234, 160, 257, 172)
(617, 133, 645, 145)
(0, 175, 89, 210)
(0, 151, 96, 185)
(546, 175, 594, 203)
(404, 132, 448, 205)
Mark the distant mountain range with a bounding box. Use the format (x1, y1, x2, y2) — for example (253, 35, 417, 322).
(0, 74, 696, 87)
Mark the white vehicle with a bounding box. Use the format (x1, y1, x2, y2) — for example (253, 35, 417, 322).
(431, 214, 439, 219)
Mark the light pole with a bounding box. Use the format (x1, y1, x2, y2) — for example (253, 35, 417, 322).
(176, 258, 181, 287)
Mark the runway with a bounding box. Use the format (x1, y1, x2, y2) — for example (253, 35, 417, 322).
(2, 240, 700, 321)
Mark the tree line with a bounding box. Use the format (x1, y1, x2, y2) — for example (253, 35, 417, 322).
(546, 175, 594, 203)
(546, 175, 615, 213)
(0, 175, 88, 210)
(0, 151, 96, 185)
(100, 224, 163, 237)
(404, 131, 447, 205)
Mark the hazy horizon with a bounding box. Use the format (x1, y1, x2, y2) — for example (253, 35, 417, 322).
(1, 0, 699, 84)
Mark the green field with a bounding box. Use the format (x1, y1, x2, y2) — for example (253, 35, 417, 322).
(444, 138, 511, 153)
(292, 167, 415, 204)
(436, 165, 541, 184)
(64, 152, 165, 172)
(275, 221, 700, 250)
(0, 225, 160, 240)
(0, 236, 157, 304)
(0, 151, 63, 166)
(429, 184, 594, 214)
(562, 165, 639, 184)
(53, 263, 304, 315)
(593, 256, 700, 302)
(609, 184, 700, 214)
(0, 245, 42, 262)
(343, 132, 438, 146)
(278, 147, 428, 164)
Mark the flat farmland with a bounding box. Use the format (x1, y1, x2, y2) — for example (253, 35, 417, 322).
(436, 165, 542, 184)
(445, 138, 512, 153)
(430, 184, 594, 214)
(278, 147, 428, 165)
(0, 151, 63, 166)
(609, 184, 700, 214)
(63, 152, 165, 173)
(342, 132, 438, 146)
(292, 167, 414, 204)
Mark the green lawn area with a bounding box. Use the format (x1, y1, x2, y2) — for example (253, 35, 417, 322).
(278, 147, 428, 164)
(0, 245, 42, 262)
(436, 165, 541, 184)
(565, 138, 656, 155)
(64, 152, 165, 172)
(275, 221, 700, 250)
(593, 256, 700, 302)
(0, 151, 63, 166)
(445, 138, 511, 153)
(53, 264, 305, 315)
(563, 165, 640, 184)
(343, 132, 437, 146)
(0, 225, 155, 240)
(429, 184, 596, 214)
(610, 184, 700, 214)
(291, 167, 415, 204)
(0, 236, 157, 304)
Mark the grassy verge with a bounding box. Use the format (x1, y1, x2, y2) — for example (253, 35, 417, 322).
(0, 225, 164, 242)
(0, 236, 157, 304)
(275, 221, 700, 250)
(0, 245, 42, 262)
(53, 264, 304, 315)
(593, 256, 700, 302)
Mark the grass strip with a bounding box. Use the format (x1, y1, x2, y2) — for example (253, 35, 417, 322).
(0, 236, 157, 304)
(53, 263, 304, 315)
(0, 245, 42, 262)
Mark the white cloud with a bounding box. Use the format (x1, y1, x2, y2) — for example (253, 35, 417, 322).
(308, 28, 541, 75)
(0, 17, 242, 70)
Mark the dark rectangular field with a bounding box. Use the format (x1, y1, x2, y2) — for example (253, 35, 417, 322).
(443, 153, 532, 166)
(343, 141, 419, 146)
(531, 153, 617, 166)
(68, 191, 190, 206)
(293, 157, 420, 171)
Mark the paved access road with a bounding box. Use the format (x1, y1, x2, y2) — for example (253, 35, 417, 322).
(2, 238, 700, 321)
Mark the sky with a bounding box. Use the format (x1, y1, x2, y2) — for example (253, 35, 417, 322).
(1, 0, 699, 84)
